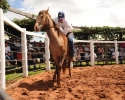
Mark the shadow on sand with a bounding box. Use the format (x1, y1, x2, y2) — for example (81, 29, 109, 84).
(18, 79, 55, 91)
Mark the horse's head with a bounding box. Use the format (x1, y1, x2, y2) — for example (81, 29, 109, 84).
(34, 8, 51, 32)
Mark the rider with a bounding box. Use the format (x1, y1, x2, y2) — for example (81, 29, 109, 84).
(53, 11, 76, 62)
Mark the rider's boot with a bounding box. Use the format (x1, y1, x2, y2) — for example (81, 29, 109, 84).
(68, 38, 76, 62)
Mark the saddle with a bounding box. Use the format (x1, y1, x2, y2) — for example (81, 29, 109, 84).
(66, 32, 72, 37)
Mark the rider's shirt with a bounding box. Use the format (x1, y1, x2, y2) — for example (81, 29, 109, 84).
(53, 18, 73, 36)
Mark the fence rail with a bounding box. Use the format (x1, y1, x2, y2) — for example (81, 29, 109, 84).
(0, 9, 50, 89)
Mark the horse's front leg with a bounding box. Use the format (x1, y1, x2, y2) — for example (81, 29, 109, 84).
(53, 69, 57, 82)
(57, 65, 61, 88)
(68, 61, 71, 77)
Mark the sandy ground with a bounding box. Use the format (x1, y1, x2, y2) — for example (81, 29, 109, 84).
(6, 64, 125, 100)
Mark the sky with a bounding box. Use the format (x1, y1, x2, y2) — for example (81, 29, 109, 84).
(4, 0, 125, 27)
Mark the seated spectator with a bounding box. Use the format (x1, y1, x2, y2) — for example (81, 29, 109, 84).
(38, 40, 43, 47)
(74, 45, 78, 53)
(94, 52, 97, 59)
(119, 49, 125, 64)
(111, 51, 119, 59)
(79, 46, 85, 61)
(14, 38, 21, 51)
(6, 52, 15, 65)
(108, 45, 115, 59)
(84, 44, 90, 52)
(84, 51, 97, 66)
(40, 43, 45, 52)
(8, 38, 17, 59)
(9, 38, 16, 51)
(97, 46, 105, 59)
(27, 43, 34, 51)
(74, 50, 82, 65)
(31, 49, 38, 63)
(27, 52, 36, 70)
(84, 51, 90, 66)
(5, 42, 11, 55)
(37, 50, 44, 63)
(17, 49, 22, 66)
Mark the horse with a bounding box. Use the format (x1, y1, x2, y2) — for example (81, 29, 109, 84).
(34, 8, 72, 87)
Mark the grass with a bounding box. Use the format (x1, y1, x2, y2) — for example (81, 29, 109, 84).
(5, 60, 121, 87)
(5, 63, 56, 87)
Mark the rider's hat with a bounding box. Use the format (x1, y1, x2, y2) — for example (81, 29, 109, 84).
(58, 11, 65, 19)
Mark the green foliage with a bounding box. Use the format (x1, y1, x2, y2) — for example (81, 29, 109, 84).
(5, 16, 125, 41)
(74, 26, 125, 40)
(0, 0, 10, 13)
(5, 18, 36, 40)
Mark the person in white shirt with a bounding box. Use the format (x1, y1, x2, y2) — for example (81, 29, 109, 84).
(84, 51, 90, 65)
(5, 42, 11, 54)
(53, 11, 76, 62)
(84, 51, 97, 65)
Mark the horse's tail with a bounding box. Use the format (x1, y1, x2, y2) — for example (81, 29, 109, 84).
(62, 59, 67, 75)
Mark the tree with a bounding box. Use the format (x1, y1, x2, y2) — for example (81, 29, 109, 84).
(0, 0, 10, 13)
(74, 26, 125, 41)
(5, 18, 36, 40)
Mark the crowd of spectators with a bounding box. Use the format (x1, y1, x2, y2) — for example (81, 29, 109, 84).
(74, 42, 125, 65)
(5, 38, 45, 70)
(5, 38, 125, 67)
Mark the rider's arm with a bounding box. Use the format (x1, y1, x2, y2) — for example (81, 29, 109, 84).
(59, 26, 69, 35)
(59, 20, 72, 35)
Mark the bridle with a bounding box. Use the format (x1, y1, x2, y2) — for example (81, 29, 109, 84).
(36, 12, 55, 30)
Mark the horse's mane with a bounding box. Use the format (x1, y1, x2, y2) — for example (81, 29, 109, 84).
(47, 12, 66, 39)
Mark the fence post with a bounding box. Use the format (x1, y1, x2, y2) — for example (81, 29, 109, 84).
(21, 28, 28, 77)
(90, 40, 94, 66)
(45, 35, 50, 70)
(70, 62, 73, 67)
(114, 40, 118, 64)
(0, 9, 6, 89)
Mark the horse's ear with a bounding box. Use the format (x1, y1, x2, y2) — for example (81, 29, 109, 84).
(46, 7, 49, 13)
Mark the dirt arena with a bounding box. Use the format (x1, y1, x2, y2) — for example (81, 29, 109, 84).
(6, 64, 125, 100)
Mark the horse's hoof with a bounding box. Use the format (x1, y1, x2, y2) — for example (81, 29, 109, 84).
(53, 79, 56, 82)
(57, 84, 61, 88)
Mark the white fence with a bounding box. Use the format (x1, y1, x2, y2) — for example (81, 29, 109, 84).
(74, 39, 125, 65)
(0, 9, 50, 89)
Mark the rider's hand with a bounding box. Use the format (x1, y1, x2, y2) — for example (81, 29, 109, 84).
(55, 25, 60, 29)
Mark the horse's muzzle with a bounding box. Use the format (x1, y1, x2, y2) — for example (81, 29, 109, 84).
(34, 24, 43, 32)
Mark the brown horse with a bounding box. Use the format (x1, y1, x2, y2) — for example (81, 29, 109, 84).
(34, 8, 72, 87)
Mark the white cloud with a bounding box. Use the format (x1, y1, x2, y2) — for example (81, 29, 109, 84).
(4, 0, 125, 27)
(9, 0, 15, 2)
(4, 11, 26, 20)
